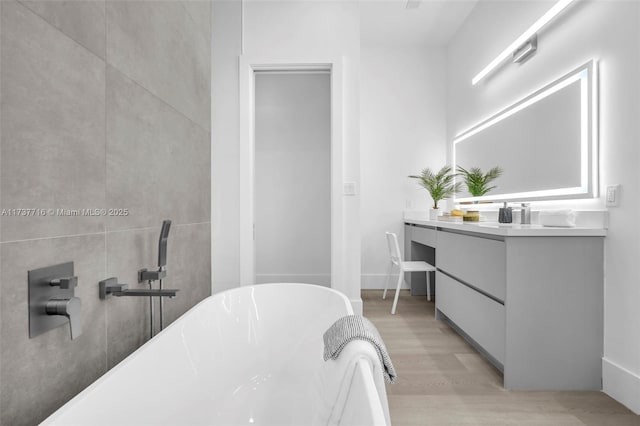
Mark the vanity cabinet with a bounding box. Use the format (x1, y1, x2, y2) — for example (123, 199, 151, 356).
(436, 271, 506, 365)
(437, 231, 506, 301)
(405, 222, 605, 391)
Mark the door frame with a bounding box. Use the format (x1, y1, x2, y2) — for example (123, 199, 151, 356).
(239, 55, 345, 287)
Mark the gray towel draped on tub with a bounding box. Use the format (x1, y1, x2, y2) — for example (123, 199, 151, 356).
(323, 315, 397, 383)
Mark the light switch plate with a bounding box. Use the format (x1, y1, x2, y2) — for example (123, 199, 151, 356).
(343, 182, 357, 196)
(606, 184, 620, 207)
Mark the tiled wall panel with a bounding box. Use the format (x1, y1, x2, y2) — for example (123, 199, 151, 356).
(0, 2, 211, 424)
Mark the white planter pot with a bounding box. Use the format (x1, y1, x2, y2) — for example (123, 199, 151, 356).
(429, 208, 440, 220)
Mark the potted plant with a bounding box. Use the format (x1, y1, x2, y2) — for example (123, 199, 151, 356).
(409, 166, 461, 220)
(456, 165, 503, 199)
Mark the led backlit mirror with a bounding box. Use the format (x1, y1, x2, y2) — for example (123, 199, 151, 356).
(453, 60, 597, 203)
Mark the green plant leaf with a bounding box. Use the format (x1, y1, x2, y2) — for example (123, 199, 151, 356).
(456, 165, 503, 197)
(408, 165, 461, 209)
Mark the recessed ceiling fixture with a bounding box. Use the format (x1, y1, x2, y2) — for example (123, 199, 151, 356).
(406, 0, 421, 10)
(472, 0, 575, 85)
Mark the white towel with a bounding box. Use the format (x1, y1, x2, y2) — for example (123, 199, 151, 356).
(314, 341, 390, 426)
(323, 315, 397, 384)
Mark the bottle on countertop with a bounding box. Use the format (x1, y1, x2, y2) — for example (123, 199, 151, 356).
(498, 202, 512, 223)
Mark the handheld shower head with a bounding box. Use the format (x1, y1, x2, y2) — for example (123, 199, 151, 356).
(158, 220, 171, 269)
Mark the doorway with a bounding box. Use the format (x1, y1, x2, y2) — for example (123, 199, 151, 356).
(253, 71, 331, 286)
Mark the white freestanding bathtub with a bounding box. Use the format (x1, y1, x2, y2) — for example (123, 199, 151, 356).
(43, 283, 390, 426)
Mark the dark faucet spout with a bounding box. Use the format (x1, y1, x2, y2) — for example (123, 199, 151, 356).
(99, 277, 178, 299)
(112, 288, 178, 298)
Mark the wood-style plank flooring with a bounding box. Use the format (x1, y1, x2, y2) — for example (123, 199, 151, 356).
(362, 290, 640, 426)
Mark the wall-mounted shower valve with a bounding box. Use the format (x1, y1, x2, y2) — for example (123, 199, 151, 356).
(28, 262, 82, 340)
(46, 297, 82, 339)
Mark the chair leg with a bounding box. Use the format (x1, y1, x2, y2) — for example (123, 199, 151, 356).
(391, 271, 404, 315)
(382, 262, 393, 300)
(426, 271, 431, 302)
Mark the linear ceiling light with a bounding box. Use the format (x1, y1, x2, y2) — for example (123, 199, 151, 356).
(471, 0, 575, 85)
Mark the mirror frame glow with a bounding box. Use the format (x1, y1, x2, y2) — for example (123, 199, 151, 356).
(453, 60, 598, 203)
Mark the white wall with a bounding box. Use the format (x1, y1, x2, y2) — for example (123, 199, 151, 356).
(360, 46, 447, 289)
(254, 73, 331, 286)
(212, 1, 362, 309)
(211, 1, 242, 293)
(446, 0, 640, 413)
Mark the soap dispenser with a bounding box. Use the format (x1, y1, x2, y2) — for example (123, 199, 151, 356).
(498, 202, 512, 223)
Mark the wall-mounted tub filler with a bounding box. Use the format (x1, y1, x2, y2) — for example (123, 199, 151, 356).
(98, 277, 178, 340)
(99, 219, 177, 339)
(28, 262, 82, 340)
(138, 220, 171, 283)
(138, 220, 173, 335)
(98, 278, 178, 299)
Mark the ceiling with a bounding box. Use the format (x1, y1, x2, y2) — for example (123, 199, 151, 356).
(360, 0, 478, 47)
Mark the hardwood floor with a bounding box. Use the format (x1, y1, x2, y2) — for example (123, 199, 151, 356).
(362, 290, 640, 426)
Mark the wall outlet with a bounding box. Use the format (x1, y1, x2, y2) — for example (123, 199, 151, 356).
(606, 184, 621, 207)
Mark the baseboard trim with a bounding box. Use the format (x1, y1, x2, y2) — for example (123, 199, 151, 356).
(603, 357, 640, 414)
(255, 274, 331, 287)
(350, 297, 363, 315)
(361, 273, 408, 290)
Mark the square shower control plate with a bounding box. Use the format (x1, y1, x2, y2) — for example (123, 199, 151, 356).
(28, 262, 74, 338)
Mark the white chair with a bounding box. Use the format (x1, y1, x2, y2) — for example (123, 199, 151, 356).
(383, 232, 436, 315)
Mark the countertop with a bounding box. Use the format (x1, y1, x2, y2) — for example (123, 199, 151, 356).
(404, 213, 607, 237)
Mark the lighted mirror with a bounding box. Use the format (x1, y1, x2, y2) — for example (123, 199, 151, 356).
(453, 60, 597, 203)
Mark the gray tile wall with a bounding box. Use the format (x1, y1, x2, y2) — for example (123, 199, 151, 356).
(0, 1, 212, 425)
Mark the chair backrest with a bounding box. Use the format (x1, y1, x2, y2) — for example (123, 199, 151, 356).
(385, 232, 402, 266)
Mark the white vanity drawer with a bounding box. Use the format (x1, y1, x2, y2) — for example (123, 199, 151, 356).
(437, 231, 506, 301)
(411, 226, 437, 248)
(436, 271, 505, 364)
